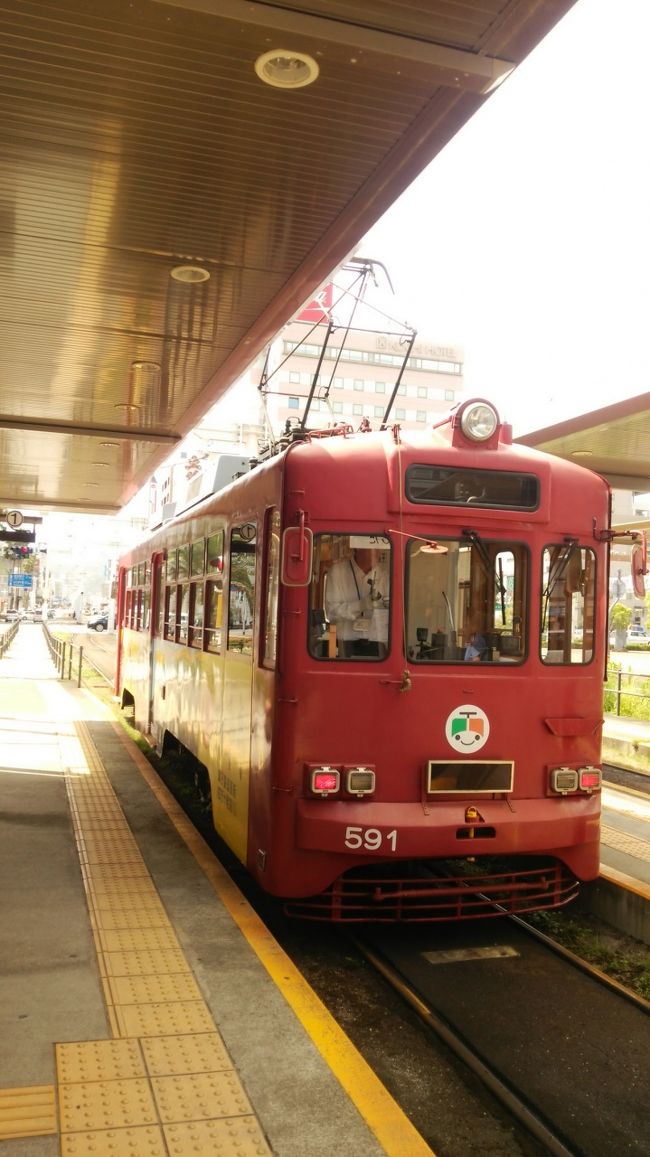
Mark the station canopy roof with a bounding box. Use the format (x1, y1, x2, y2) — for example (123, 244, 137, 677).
(518, 392, 650, 496)
(0, 0, 576, 515)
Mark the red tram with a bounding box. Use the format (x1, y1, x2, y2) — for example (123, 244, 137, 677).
(116, 399, 609, 920)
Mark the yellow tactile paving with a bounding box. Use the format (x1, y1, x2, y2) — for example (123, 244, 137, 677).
(601, 822, 650, 863)
(163, 1116, 271, 1155)
(96, 926, 183, 954)
(77, 837, 145, 864)
(113, 1000, 217, 1040)
(99, 948, 192, 977)
(151, 1070, 253, 1124)
(104, 972, 204, 1006)
(61, 1123, 168, 1157)
(83, 861, 153, 880)
(52, 720, 273, 1155)
(85, 879, 162, 904)
(91, 905, 171, 930)
(56, 1040, 146, 1084)
(140, 1033, 233, 1077)
(0, 1085, 57, 1139)
(58, 1076, 158, 1131)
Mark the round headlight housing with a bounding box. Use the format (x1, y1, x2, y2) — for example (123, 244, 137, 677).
(460, 401, 499, 442)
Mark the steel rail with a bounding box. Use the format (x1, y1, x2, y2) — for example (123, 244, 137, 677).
(351, 934, 577, 1157)
(511, 913, 650, 1014)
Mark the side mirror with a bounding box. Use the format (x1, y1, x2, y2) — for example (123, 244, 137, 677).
(632, 538, 647, 598)
(281, 525, 313, 587)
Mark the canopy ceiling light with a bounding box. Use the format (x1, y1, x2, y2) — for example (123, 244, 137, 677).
(170, 265, 211, 283)
(254, 49, 319, 89)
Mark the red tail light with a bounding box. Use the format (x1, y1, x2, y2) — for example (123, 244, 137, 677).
(579, 766, 601, 792)
(310, 767, 340, 796)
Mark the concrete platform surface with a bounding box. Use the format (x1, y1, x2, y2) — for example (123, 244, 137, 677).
(0, 624, 429, 1156)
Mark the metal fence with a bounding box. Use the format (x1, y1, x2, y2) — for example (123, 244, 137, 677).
(0, 619, 20, 658)
(42, 622, 112, 690)
(605, 666, 650, 718)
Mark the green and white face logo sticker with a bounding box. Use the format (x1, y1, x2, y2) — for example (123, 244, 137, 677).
(446, 704, 490, 752)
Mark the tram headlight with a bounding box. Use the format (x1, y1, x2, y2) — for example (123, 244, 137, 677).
(309, 766, 340, 796)
(345, 767, 376, 797)
(460, 401, 499, 442)
(578, 766, 602, 792)
(550, 767, 579, 794)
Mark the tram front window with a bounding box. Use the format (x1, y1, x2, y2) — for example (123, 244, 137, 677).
(309, 534, 391, 660)
(405, 535, 528, 663)
(540, 544, 595, 664)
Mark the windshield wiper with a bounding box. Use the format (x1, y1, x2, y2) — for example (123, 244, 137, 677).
(462, 528, 507, 625)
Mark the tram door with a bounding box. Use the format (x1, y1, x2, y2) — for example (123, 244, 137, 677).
(219, 525, 257, 863)
(148, 552, 164, 735)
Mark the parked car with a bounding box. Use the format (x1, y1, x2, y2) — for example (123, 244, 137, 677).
(87, 613, 108, 632)
(627, 626, 648, 641)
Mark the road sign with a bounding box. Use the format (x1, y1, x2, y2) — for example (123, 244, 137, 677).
(8, 574, 32, 587)
(5, 510, 23, 528)
(0, 530, 35, 543)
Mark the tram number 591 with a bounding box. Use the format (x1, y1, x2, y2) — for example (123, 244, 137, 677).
(344, 826, 397, 852)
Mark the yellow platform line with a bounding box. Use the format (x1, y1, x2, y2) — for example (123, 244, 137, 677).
(112, 723, 434, 1157)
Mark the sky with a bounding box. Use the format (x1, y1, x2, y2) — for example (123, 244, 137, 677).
(358, 0, 650, 437)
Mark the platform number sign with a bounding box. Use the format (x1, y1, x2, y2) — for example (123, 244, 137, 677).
(5, 510, 23, 529)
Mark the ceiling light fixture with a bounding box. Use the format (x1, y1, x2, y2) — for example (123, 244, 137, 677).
(170, 265, 210, 283)
(254, 49, 319, 89)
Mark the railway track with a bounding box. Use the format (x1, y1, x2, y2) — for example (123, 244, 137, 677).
(354, 916, 649, 1157)
(603, 761, 650, 796)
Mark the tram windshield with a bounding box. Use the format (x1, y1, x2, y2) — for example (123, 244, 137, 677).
(405, 534, 527, 664)
(309, 533, 391, 661)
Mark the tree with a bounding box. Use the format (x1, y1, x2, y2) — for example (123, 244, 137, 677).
(609, 603, 632, 630)
(609, 602, 632, 651)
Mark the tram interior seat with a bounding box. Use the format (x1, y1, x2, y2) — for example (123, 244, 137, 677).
(496, 633, 521, 657)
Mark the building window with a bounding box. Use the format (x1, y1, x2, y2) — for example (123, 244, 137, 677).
(353, 379, 364, 391)
(375, 381, 386, 393)
(395, 408, 406, 420)
(288, 396, 300, 409)
(332, 401, 343, 413)
(289, 371, 300, 383)
(417, 386, 428, 399)
(353, 403, 363, 415)
(374, 406, 384, 418)
(416, 410, 427, 422)
(445, 389, 455, 401)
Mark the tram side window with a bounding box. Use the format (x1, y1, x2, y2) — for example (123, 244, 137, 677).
(164, 585, 177, 640)
(262, 509, 281, 669)
(541, 545, 595, 664)
(191, 539, 205, 577)
(309, 533, 391, 661)
(205, 580, 223, 653)
(134, 589, 141, 630)
(405, 535, 528, 664)
(177, 545, 190, 582)
(205, 531, 224, 654)
(227, 525, 257, 655)
(189, 582, 204, 648)
(177, 583, 190, 644)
